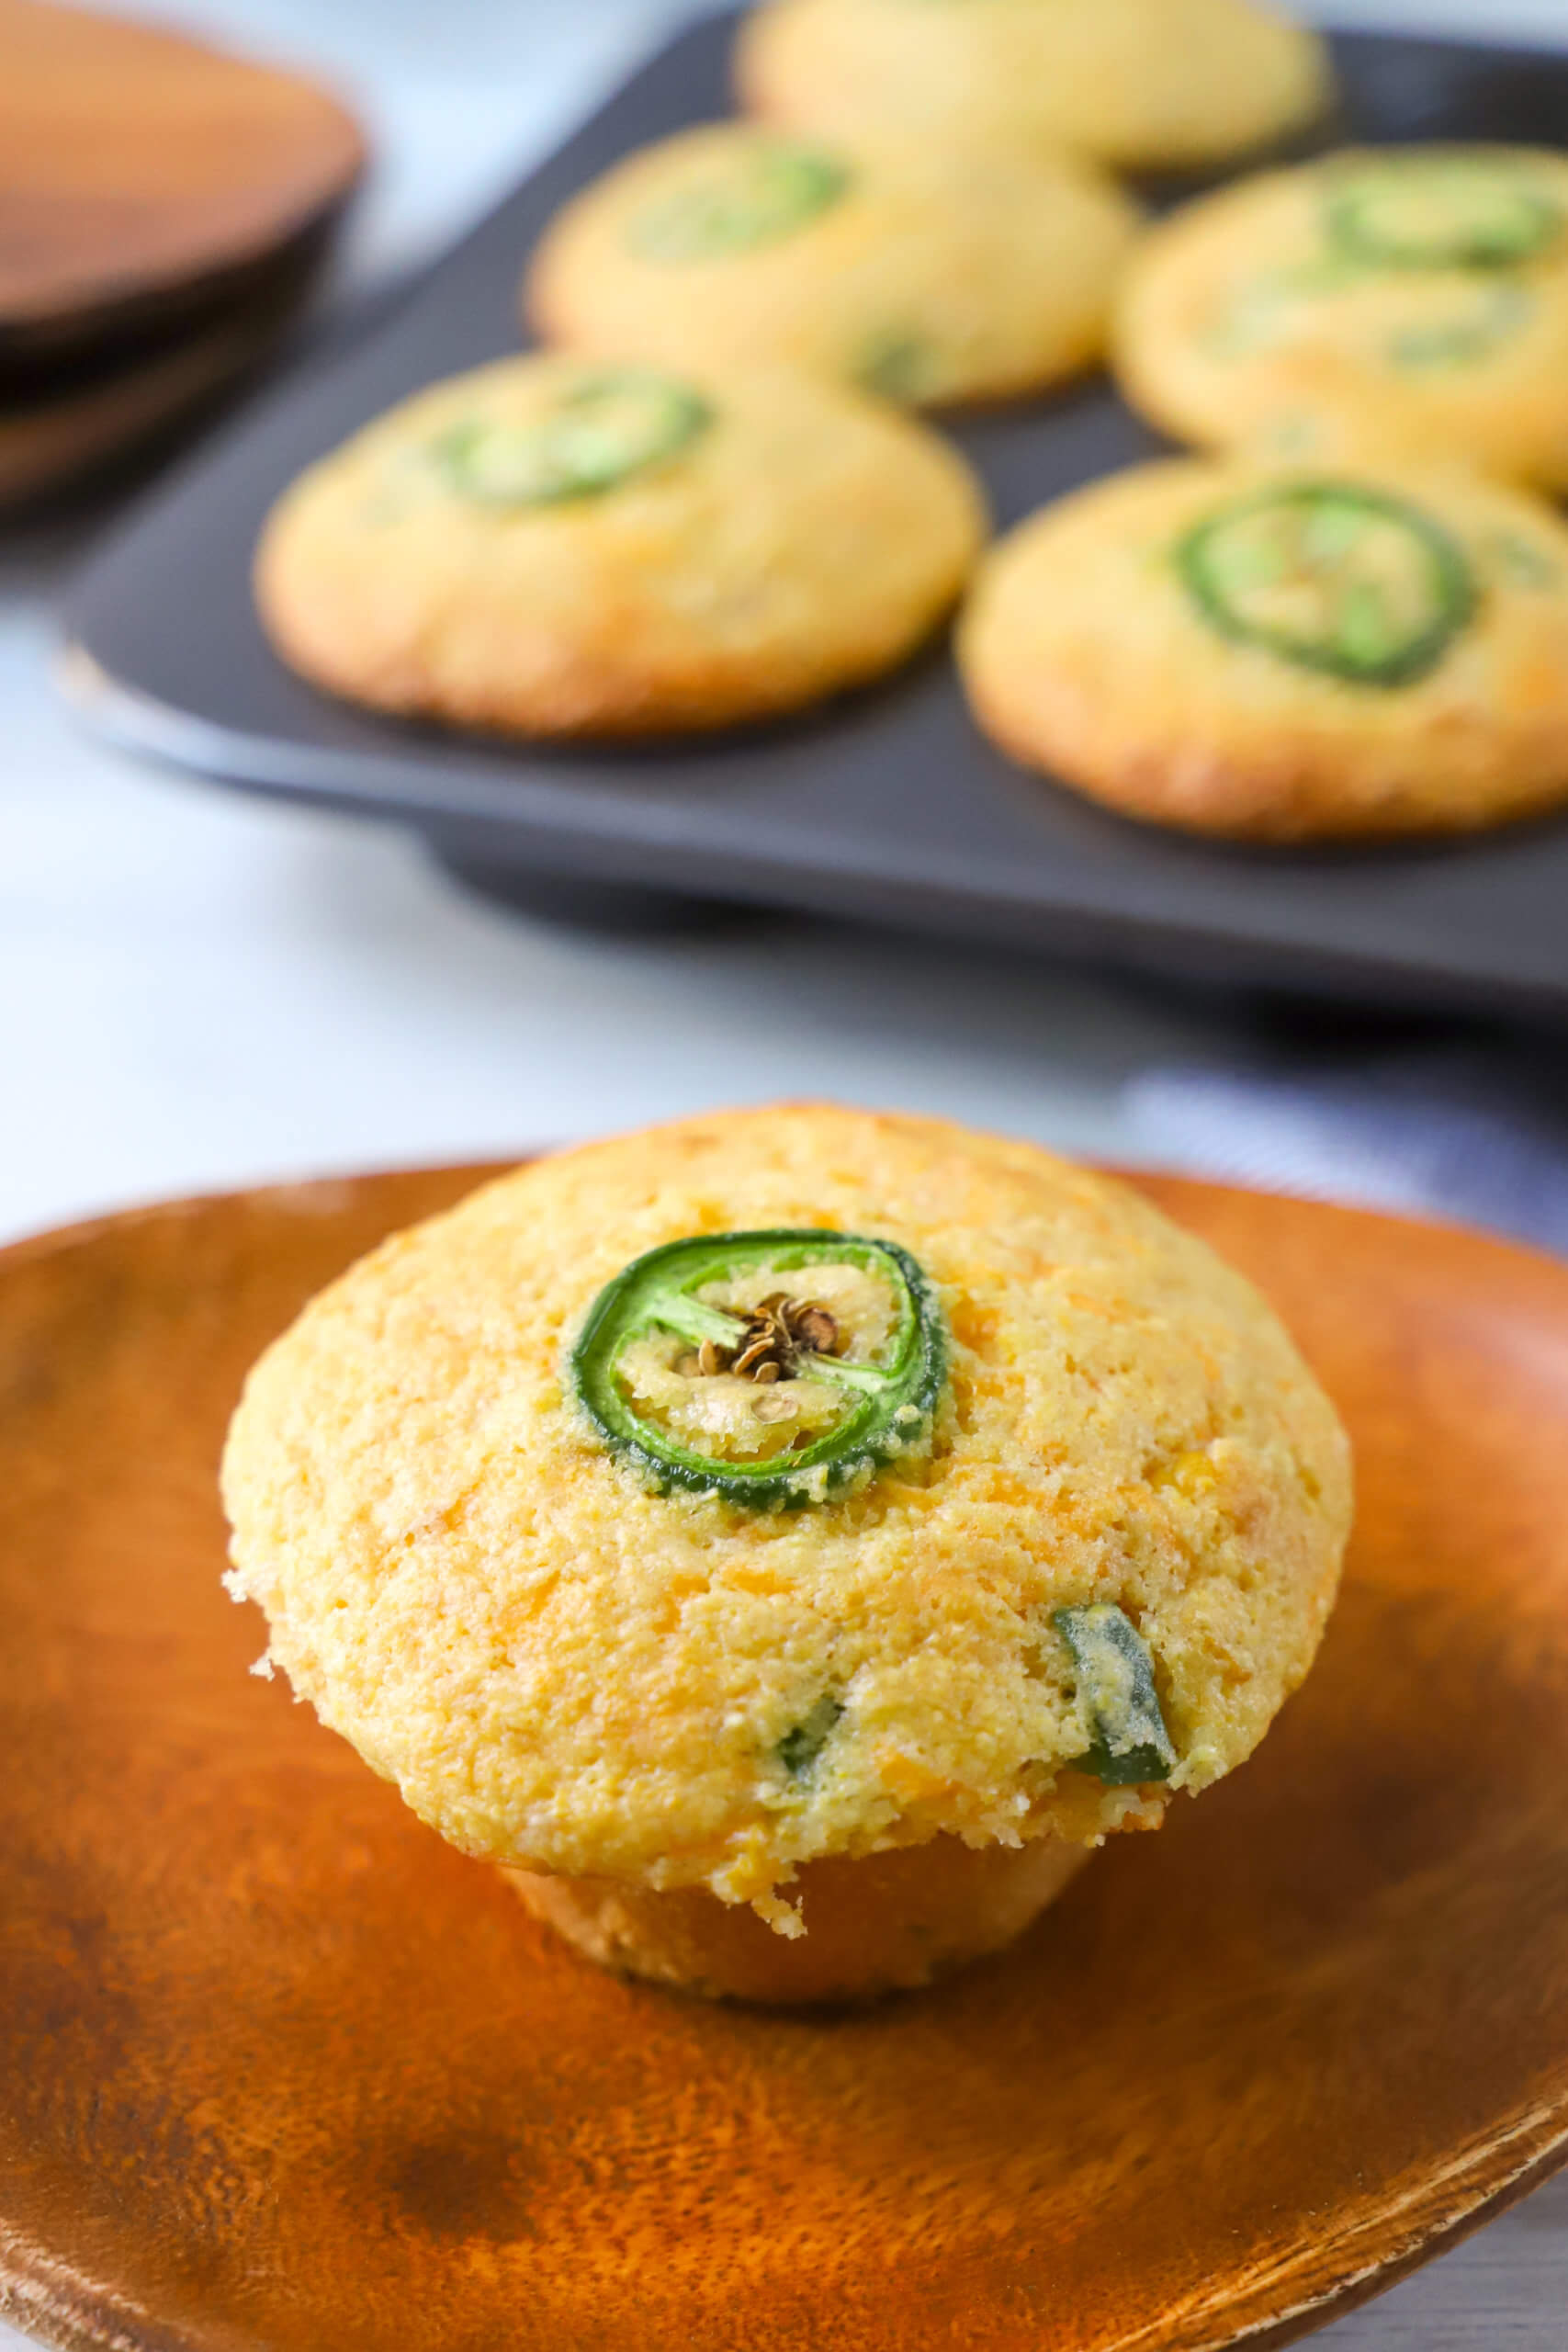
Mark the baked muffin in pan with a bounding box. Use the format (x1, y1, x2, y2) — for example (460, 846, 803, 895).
(526, 122, 1141, 408)
(1116, 146, 1568, 489)
(254, 354, 986, 737)
(959, 452, 1568, 839)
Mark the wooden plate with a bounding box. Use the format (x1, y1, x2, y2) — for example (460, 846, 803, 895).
(0, 0, 363, 368)
(0, 277, 309, 512)
(3, 1164, 1566, 2352)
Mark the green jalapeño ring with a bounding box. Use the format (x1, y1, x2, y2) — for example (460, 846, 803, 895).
(434, 369, 714, 508)
(570, 1228, 948, 1508)
(1325, 156, 1565, 273)
(1177, 481, 1477, 688)
(629, 143, 852, 263)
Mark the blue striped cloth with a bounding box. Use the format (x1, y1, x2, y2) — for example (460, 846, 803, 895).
(1122, 1039, 1568, 1257)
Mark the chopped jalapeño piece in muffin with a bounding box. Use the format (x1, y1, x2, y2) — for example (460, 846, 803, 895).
(858, 328, 937, 403)
(570, 1228, 947, 1506)
(433, 369, 713, 507)
(1325, 154, 1565, 273)
(776, 1693, 844, 1778)
(1177, 481, 1477, 687)
(628, 141, 852, 261)
(1055, 1604, 1177, 1787)
(1384, 281, 1535, 372)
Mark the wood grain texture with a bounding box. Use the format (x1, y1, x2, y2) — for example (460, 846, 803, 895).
(2, 1162, 1566, 2352)
(0, 0, 363, 346)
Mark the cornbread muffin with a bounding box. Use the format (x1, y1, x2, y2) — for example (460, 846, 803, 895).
(1115, 147, 1568, 491)
(737, 0, 1332, 175)
(958, 455, 1568, 840)
(525, 122, 1142, 408)
(221, 1105, 1351, 2003)
(254, 355, 986, 737)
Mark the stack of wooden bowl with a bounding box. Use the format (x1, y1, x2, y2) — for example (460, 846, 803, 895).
(0, 0, 364, 514)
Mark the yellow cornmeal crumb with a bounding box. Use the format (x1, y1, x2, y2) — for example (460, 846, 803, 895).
(220, 1106, 1351, 1917)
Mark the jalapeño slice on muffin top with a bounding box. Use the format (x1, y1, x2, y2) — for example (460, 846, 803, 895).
(1325, 154, 1565, 273)
(1178, 481, 1477, 687)
(434, 369, 713, 507)
(629, 141, 852, 262)
(570, 1229, 947, 1505)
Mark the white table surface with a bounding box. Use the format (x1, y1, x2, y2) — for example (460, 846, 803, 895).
(4, 2, 1566, 2343)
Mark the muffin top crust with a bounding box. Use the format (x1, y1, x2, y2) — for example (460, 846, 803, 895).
(525, 119, 1141, 408)
(736, 0, 1332, 175)
(221, 1106, 1351, 1921)
(1115, 146, 1568, 491)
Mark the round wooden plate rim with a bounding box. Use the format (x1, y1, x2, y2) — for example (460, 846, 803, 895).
(3, 1158, 1567, 2352)
(6, 1149, 1566, 1279)
(0, 0, 366, 331)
